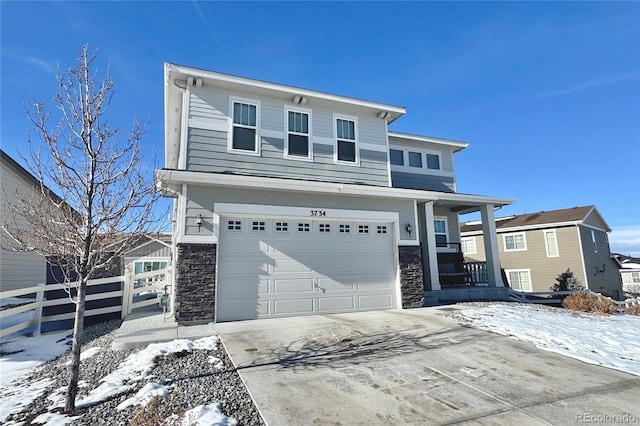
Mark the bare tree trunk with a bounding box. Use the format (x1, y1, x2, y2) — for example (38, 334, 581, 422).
(65, 278, 87, 413)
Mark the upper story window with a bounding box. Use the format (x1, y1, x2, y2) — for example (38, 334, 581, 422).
(286, 108, 311, 159)
(434, 217, 448, 247)
(426, 153, 440, 170)
(229, 97, 260, 154)
(461, 237, 477, 255)
(504, 233, 527, 251)
(591, 230, 598, 253)
(389, 149, 404, 166)
(335, 115, 358, 163)
(408, 152, 422, 168)
(544, 230, 559, 257)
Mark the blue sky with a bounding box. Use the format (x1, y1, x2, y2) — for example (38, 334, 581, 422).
(1, 1, 639, 255)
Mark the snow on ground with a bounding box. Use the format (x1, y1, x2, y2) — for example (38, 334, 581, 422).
(76, 335, 220, 409)
(182, 404, 238, 426)
(456, 304, 640, 376)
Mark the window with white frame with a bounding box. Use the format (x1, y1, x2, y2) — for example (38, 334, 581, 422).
(297, 222, 310, 232)
(389, 149, 404, 166)
(434, 218, 448, 247)
(286, 109, 310, 158)
(591, 230, 598, 253)
(504, 233, 526, 251)
(408, 151, 422, 168)
(231, 99, 259, 152)
(426, 153, 440, 170)
(335, 117, 357, 163)
(358, 225, 369, 234)
(544, 230, 559, 257)
(632, 272, 640, 284)
(133, 260, 168, 288)
(339, 224, 350, 233)
(506, 269, 532, 291)
(251, 220, 266, 231)
(377, 225, 388, 234)
(461, 237, 477, 255)
(275, 222, 289, 232)
(319, 223, 331, 233)
(227, 220, 242, 231)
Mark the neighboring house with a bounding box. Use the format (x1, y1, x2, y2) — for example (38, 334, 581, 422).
(0, 150, 49, 291)
(613, 255, 640, 295)
(122, 233, 172, 289)
(460, 206, 623, 297)
(158, 64, 513, 323)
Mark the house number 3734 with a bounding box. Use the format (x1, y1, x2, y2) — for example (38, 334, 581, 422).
(310, 210, 326, 217)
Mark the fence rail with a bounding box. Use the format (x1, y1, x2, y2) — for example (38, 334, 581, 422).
(0, 276, 124, 339)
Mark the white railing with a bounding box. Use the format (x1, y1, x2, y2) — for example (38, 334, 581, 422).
(0, 276, 124, 339)
(508, 289, 574, 304)
(465, 262, 488, 285)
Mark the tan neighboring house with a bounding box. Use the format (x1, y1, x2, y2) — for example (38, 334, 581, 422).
(0, 149, 48, 291)
(460, 206, 623, 297)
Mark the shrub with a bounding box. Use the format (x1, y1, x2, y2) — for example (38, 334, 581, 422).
(551, 269, 583, 292)
(562, 291, 617, 316)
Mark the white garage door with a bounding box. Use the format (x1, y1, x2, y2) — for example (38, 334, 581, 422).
(216, 217, 397, 322)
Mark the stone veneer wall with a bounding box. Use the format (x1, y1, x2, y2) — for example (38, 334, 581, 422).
(398, 245, 425, 308)
(174, 243, 217, 324)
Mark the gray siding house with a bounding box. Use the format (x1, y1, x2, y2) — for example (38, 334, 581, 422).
(1, 150, 48, 291)
(460, 206, 623, 297)
(158, 64, 513, 323)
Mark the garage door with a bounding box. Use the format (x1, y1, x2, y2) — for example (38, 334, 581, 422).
(216, 217, 397, 322)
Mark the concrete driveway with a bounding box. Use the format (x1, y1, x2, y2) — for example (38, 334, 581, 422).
(214, 307, 640, 425)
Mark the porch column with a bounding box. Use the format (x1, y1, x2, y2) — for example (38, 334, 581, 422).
(480, 204, 505, 287)
(422, 201, 441, 291)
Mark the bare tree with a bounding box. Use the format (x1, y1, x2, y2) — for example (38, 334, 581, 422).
(1, 45, 160, 413)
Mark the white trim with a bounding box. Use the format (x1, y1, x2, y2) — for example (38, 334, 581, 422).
(167, 63, 406, 119)
(333, 113, 360, 166)
(505, 268, 532, 291)
(581, 222, 610, 233)
(177, 234, 219, 244)
(543, 229, 560, 257)
(179, 86, 190, 170)
(503, 232, 527, 252)
(179, 184, 188, 236)
(576, 226, 590, 289)
(214, 202, 399, 223)
(434, 216, 449, 249)
(124, 256, 171, 265)
(461, 236, 477, 255)
(388, 131, 468, 152)
(385, 124, 392, 187)
(158, 169, 514, 206)
(227, 95, 261, 156)
(284, 105, 313, 161)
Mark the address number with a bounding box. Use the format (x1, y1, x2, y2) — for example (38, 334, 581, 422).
(310, 210, 326, 217)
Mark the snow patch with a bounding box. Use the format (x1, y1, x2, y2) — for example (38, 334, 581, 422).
(116, 382, 171, 411)
(181, 403, 237, 426)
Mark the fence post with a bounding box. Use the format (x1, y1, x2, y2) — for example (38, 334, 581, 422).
(121, 273, 131, 319)
(33, 283, 45, 337)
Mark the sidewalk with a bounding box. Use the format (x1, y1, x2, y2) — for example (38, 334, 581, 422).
(111, 310, 215, 350)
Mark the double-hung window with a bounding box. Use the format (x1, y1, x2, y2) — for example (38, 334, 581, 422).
(230, 97, 259, 153)
(504, 233, 527, 251)
(506, 269, 532, 291)
(286, 108, 311, 159)
(434, 217, 448, 248)
(544, 230, 559, 257)
(335, 115, 358, 163)
(461, 237, 477, 255)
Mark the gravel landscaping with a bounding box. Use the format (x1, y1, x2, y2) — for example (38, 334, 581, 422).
(4, 320, 265, 425)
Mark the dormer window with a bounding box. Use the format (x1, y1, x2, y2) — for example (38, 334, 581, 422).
(229, 97, 260, 155)
(335, 115, 358, 164)
(286, 108, 311, 160)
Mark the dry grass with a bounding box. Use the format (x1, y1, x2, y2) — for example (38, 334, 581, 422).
(562, 291, 618, 316)
(128, 394, 185, 426)
(623, 304, 640, 316)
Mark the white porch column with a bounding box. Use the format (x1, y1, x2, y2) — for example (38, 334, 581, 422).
(480, 204, 505, 287)
(423, 201, 441, 291)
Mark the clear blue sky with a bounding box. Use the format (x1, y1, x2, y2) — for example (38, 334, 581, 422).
(1, 1, 639, 255)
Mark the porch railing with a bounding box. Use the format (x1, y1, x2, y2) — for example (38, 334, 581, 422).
(465, 261, 488, 285)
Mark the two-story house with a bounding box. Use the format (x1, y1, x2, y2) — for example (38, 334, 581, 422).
(158, 64, 513, 323)
(460, 206, 623, 297)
